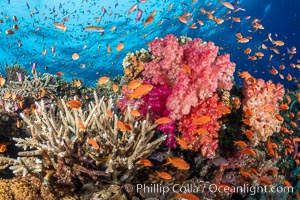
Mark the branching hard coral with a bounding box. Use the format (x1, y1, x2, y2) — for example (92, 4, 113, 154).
(4, 64, 28, 82)
(0, 72, 63, 114)
(0, 111, 20, 138)
(0, 91, 165, 188)
(241, 76, 285, 146)
(3, 73, 62, 99)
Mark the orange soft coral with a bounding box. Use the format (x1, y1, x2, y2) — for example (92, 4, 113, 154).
(241, 76, 285, 146)
(178, 93, 225, 158)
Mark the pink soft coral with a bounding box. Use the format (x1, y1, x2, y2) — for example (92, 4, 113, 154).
(143, 34, 236, 120)
(139, 81, 177, 148)
(143, 34, 184, 86)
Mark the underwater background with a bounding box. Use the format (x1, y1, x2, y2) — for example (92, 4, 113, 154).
(0, 0, 299, 200)
(0, 0, 299, 87)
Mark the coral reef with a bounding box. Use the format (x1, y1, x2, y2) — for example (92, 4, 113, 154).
(0, 35, 296, 200)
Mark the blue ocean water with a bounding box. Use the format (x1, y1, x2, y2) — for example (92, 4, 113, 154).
(0, 0, 299, 87)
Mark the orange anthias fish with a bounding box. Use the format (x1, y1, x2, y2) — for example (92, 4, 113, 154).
(243, 129, 254, 142)
(87, 138, 99, 149)
(176, 137, 188, 150)
(232, 17, 241, 22)
(53, 23, 67, 32)
(144, 15, 154, 26)
(78, 120, 85, 132)
(238, 71, 252, 80)
(217, 105, 231, 114)
(155, 117, 172, 124)
(97, 76, 110, 85)
(194, 128, 209, 136)
(116, 43, 124, 51)
(107, 44, 112, 53)
(235, 32, 243, 39)
(242, 147, 256, 156)
(269, 67, 278, 75)
(255, 52, 264, 57)
(259, 177, 272, 185)
(156, 171, 172, 180)
(244, 48, 251, 54)
(5, 29, 14, 35)
(56, 72, 64, 77)
(128, 4, 138, 14)
(286, 74, 293, 81)
(66, 100, 82, 109)
(0, 77, 5, 86)
(240, 170, 252, 179)
(110, 26, 116, 31)
(197, 20, 204, 26)
(192, 116, 211, 125)
(279, 103, 289, 111)
(234, 140, 247, 149)
(130, 109, 141, 117)
(275, 114, 284, 121)
(124, 68, 131, 75)
(112, 84, 119, 92)
(221, 1, 234, 10)
(178, 15, 188, 24)
(72, 53, 80, 60)
(137, 159, 153, 167)
(273, 40, 285, 46)
(175, 193, 200, 200)
(117, 120, 132, 132)
(127, 79, 142, 90)
(283, 180, 292, 187)
(182, 64, 191, 74)
(106, 110, 113, 117)
(248, 55, 257, 61)
(0, 144, 7, 153)
(165, 157, 190, 170)
(128, 84, 153, 99)
(238, 37, 250, 43)
(214, 18, 224, 24)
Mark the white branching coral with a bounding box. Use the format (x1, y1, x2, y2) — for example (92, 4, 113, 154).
(0, 91, 166, 185)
